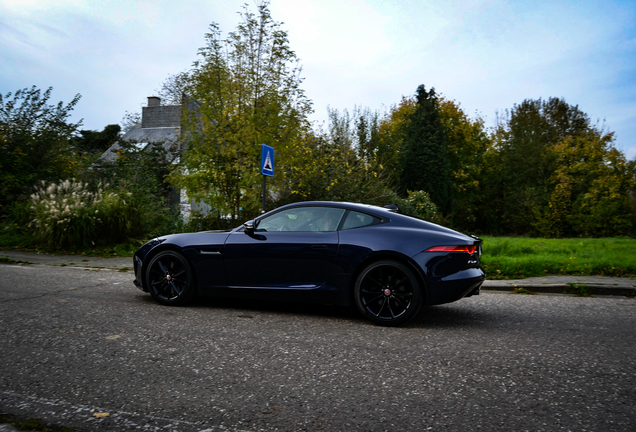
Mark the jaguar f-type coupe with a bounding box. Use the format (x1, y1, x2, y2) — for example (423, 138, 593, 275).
(133, 201, 484, 326)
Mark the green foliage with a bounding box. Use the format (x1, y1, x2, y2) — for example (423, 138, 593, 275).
(172, 0, 313, 221)
(0, 199, 37, 247)
(294, 108, 396, 205)
(90, 139, 178, 240)
(30, 179, 99, 249)
(481, 236, 636, 279)
(400, 85, 453, 213)
(375, 98, 416, 188)
(0, 255, 31, 264)
(553, 135, 635, 236)
(512, 287, 534, 295)
(0, 86, 82, 215)
(395, 190, 440, 223)
(276, 132, 395, 206)
(93, 140, 174, 206)
(72, 124, 121, 156)
(487, 97, 635, 237)
(28, 178, 171, 250)
(181, 209, 234, 232)
(438, 97, 491, 231)
(567, 283, 591, 297)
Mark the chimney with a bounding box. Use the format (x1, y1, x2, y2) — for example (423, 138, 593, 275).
(147, 96, 161, 107)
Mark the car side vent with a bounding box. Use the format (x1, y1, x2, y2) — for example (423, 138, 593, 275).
(384, 204, 399, 212)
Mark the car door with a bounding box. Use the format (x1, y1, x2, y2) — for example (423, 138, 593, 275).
(223, 206, 345, 289)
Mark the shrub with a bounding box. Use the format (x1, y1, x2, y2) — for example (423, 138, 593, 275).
(30, 179, 101, 248)
(396, 190, 441, 223)
(29, 179, 169, 250)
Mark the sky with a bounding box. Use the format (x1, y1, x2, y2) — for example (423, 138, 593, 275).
(1, 0, 635, 159)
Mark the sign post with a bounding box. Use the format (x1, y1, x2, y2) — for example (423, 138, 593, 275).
(260, 144, 274, 213)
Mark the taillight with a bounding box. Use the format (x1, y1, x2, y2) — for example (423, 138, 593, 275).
(425, 245, 477, 254)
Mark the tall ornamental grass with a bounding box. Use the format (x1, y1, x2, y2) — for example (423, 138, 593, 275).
(30, 180, 101, 248)
(29, 179, 162, 249)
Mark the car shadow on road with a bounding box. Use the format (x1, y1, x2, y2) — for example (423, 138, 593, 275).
(178, 294, 365, 322)
(407, 304, 495, 329)
(135, 291, 496, 329)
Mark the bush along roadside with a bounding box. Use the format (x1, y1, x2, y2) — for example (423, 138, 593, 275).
(25, 179, 175, 251)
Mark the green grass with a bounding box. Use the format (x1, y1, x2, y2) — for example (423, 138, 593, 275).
(0, 224, 38, 248)
(0, 256, 32, 265)
(0, 226, 136, 258)
(481, 236, 636, 279)
(3, 223, 636, 278)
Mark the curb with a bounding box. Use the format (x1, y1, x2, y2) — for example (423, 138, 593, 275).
(482, 282, 636, 297)
(3, 250, 635, 297)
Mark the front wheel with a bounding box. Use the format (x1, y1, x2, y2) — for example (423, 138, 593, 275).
(146, 251, 196, 306)
(354, 260, 423, 326)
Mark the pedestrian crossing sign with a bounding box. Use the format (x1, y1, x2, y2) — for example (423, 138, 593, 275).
(261, 144, 274, 177)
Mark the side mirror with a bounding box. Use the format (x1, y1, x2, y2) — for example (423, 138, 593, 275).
(243, 220, 255, 233)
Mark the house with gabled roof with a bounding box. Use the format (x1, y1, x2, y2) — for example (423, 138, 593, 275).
(101, 96, 181, 162)
(100, 96, 209, 218)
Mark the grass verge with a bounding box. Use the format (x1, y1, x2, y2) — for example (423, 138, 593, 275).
(0, 228, 136, 258)
(481, 236, 636, 279)
(0, 256, 32, 265)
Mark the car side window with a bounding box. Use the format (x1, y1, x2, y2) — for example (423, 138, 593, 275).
(341, 210, 380, 230)
(256, 207, 345, 232)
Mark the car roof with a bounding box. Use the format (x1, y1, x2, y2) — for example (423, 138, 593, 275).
(258, 200, 470, 238)
(278, 201, 395, 216)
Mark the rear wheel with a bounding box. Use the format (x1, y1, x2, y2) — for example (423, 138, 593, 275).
(146, 251, 196, 306)
(354, 260, 423, 326)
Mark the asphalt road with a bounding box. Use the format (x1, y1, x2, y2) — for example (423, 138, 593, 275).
(1, 263, 634, 432)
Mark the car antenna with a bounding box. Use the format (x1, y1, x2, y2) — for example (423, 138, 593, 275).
(384, 204, 399, 212)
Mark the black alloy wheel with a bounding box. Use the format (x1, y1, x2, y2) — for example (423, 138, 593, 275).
(354, 260, 423, 326)
(146, 251, 196, 306)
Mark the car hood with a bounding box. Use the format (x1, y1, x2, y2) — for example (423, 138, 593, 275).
(155, 230, 233, 248)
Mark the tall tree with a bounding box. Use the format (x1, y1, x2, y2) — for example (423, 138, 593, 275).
(73, 124, 121, 156)
(375, 97, 416, 188)
(354, 107, 380, 164)
(493, 97, 634, 236)
(539, 132, 635, 236)
(327, 106, 354, 149)
(157, 72, 191, 106)
(0, 86, 81, 215)
(438, 98, 491, 231)
(400, 85, 453, 213)
(276, 131, 394, 206)
(171, 1, 312, 222)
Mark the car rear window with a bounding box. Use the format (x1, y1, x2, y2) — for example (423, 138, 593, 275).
(341, 211, 381, 230)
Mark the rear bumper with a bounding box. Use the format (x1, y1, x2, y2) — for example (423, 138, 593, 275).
(426, 268, 485, 306)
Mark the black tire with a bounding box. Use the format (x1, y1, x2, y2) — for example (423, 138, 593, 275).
(354, 260, 423, 326)
(146, 251, 196, 306)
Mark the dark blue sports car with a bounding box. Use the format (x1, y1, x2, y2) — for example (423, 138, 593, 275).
(133, 201, 484, 326)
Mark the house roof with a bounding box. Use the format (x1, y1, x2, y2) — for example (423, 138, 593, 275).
(100, 99, 182, 163)
(100, 125, 180, 163)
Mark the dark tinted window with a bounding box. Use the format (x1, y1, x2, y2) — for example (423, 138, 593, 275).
(257, 207, 345, 232)
(342, 210, 380, 230)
